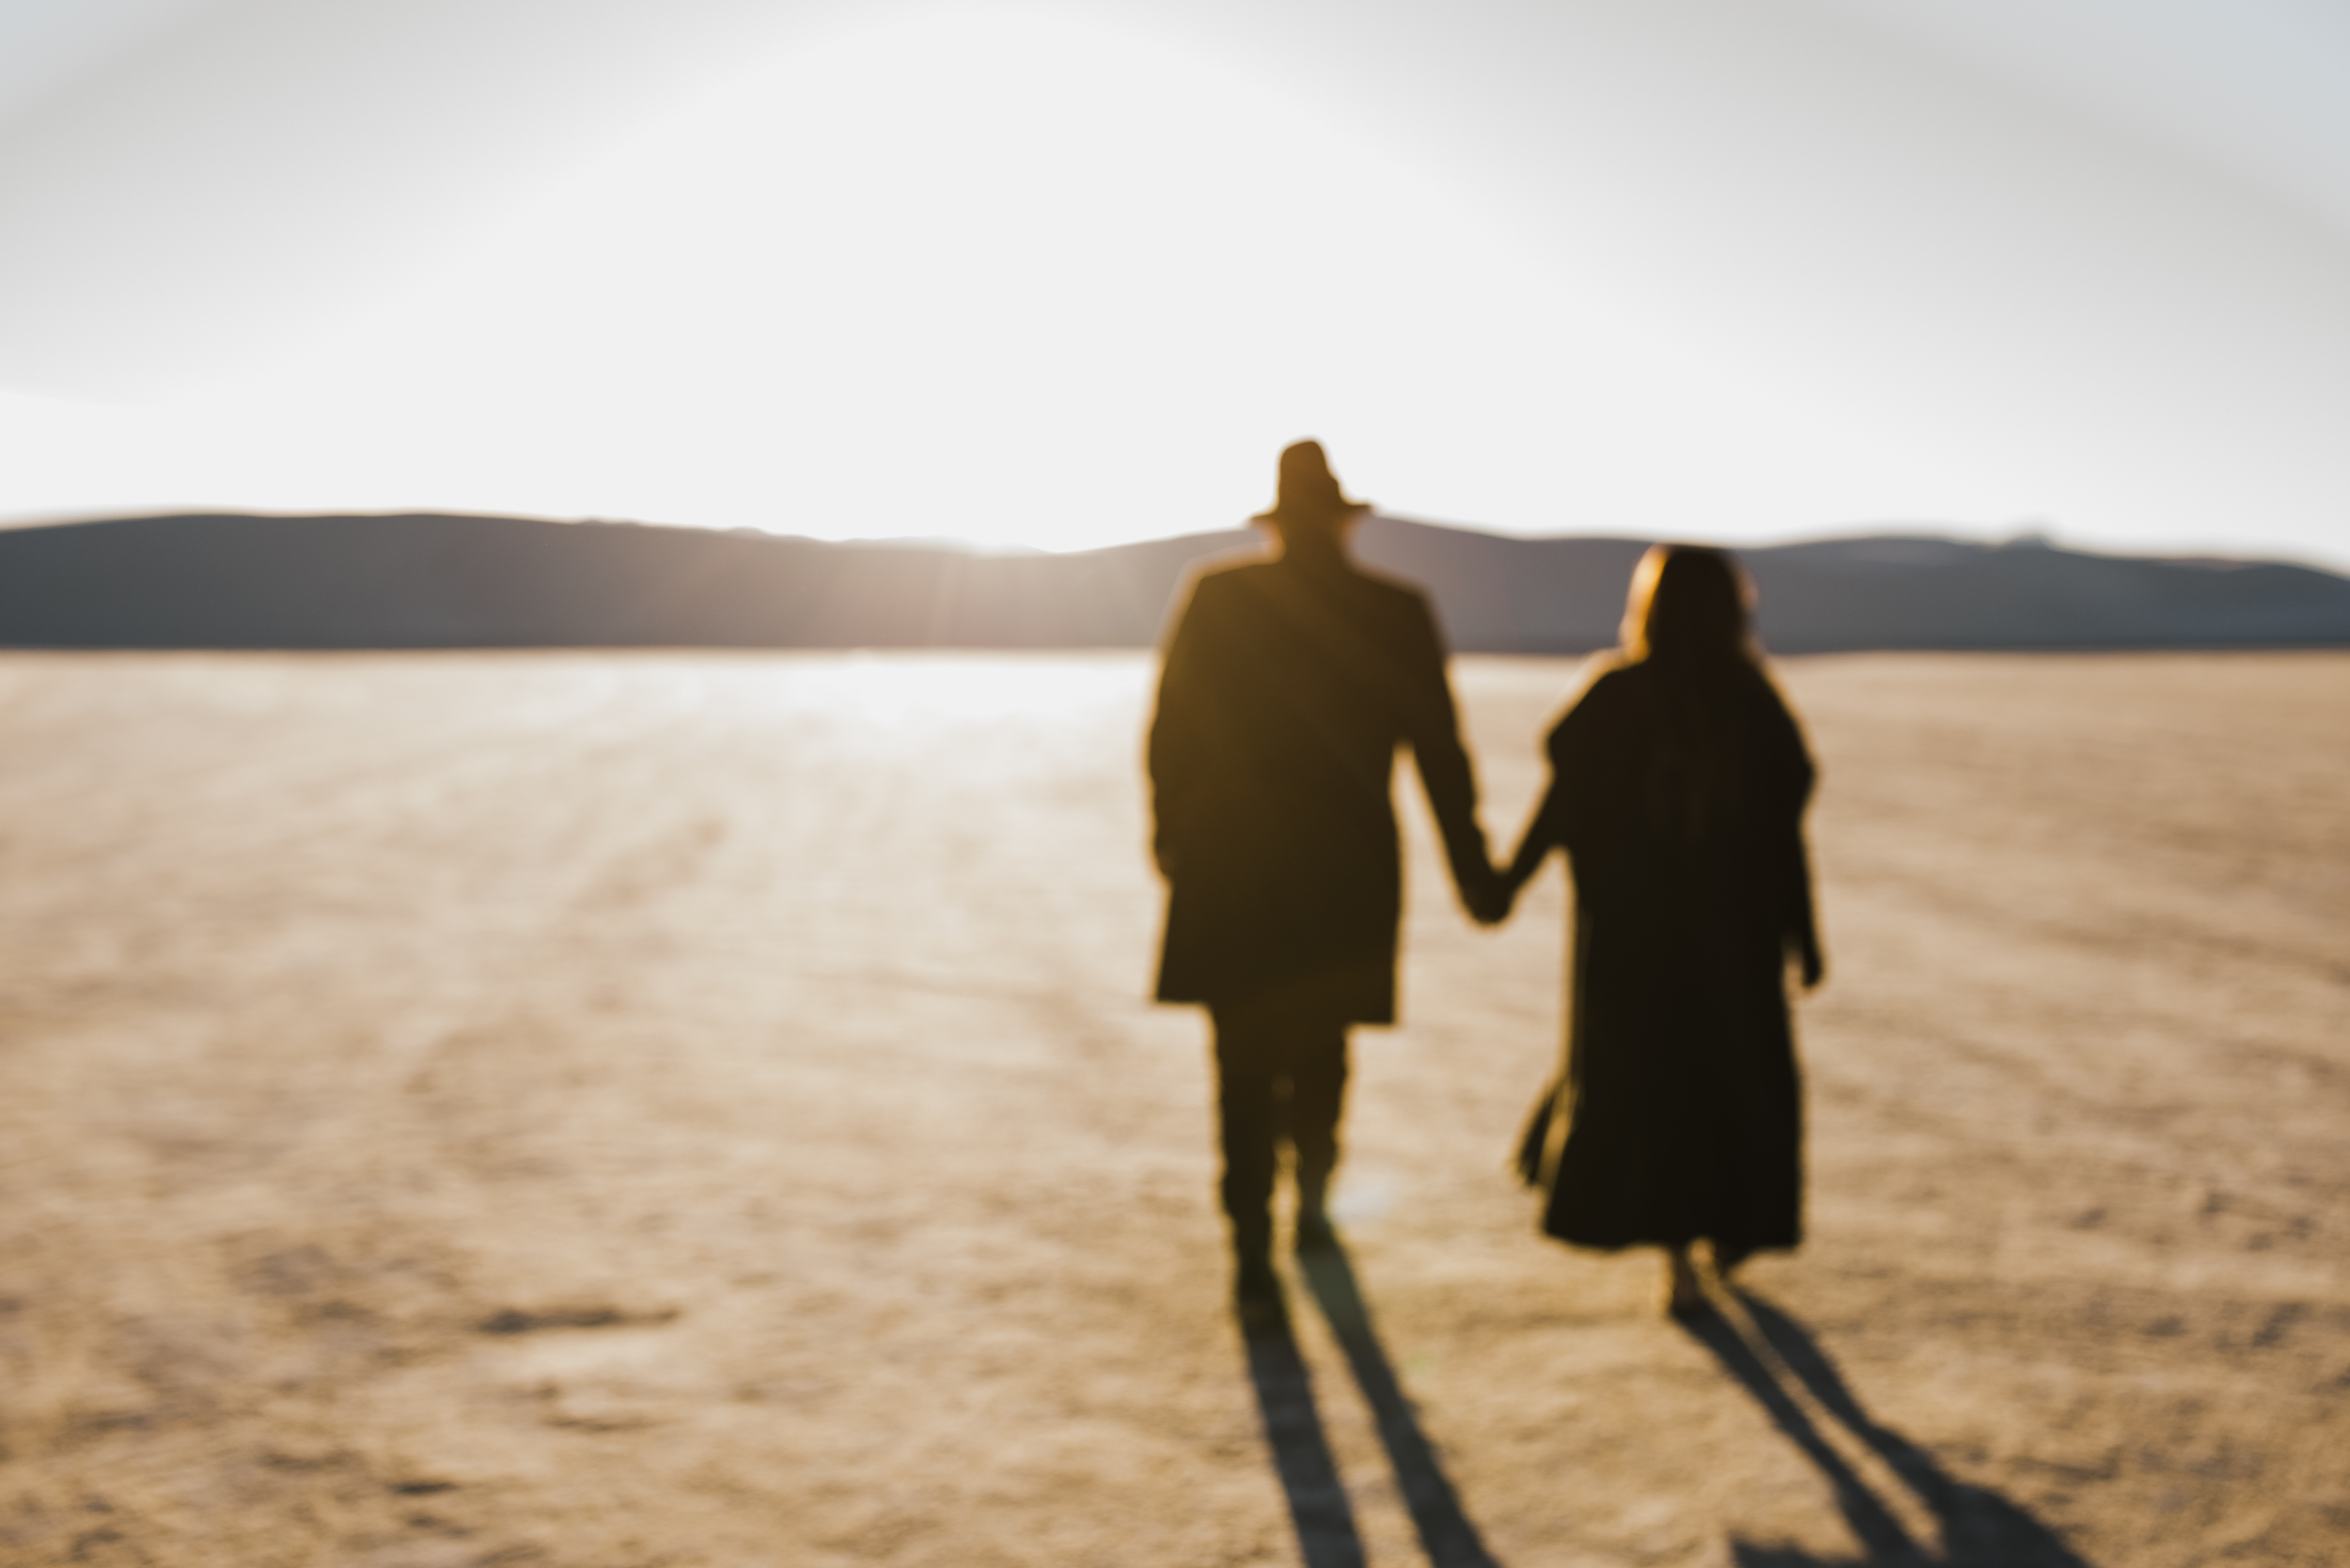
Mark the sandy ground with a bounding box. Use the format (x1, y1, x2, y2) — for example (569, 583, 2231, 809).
(0, 649, 2342, 1567)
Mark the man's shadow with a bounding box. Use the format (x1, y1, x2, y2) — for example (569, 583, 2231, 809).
(1235, 1239, 1503, 1568)
(1682, 1289, 2098, 1567)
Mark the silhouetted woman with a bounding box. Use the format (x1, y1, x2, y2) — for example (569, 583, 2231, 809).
(1503, 544, 1823, 1314)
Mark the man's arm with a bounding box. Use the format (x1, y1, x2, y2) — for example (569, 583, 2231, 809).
(1398, 597, 1506, 924)
(1146, 575, 1214, 878)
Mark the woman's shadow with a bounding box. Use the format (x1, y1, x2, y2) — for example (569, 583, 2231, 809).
(1681, 1288, 2097, 1567)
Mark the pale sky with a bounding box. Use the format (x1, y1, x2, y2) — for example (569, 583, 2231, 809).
(3, 0, 2347, 564)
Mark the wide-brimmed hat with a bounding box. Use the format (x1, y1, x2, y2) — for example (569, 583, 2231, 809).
(1251, 440, 1371, 526)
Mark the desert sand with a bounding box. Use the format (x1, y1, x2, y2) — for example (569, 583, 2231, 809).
(0, 650, 2342, 1567)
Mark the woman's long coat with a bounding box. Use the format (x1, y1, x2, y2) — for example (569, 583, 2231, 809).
(1149, 556, 1487, 1025)
(1516, 656, 1819, 1257)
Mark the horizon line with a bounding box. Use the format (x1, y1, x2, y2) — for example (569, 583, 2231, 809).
(0, 503, 2342, 575)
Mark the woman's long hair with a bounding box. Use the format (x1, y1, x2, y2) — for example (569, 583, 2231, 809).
(1618, 545, 1765, 843)
(1621, 544, 1760, 668)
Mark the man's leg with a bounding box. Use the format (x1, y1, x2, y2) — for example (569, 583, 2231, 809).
(1218, 981, 1353, 1268)
(1212, 1009, 1282, 1303)
(1284, 1027, 1349, 1250)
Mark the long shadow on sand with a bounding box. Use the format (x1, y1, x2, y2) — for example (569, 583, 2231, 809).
(1239, 1306, 1365, 1567)
(1684, 1288, 2097, 1567)
(1237, 1240, 1502, 1568)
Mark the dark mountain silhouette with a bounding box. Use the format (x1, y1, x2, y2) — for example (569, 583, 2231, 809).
(1, 510, 2344, 652)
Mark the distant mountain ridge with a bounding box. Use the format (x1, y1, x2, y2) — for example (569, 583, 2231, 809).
(2, 510, 2345, 653)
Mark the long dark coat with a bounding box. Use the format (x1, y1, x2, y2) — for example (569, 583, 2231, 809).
(1514, 655, 1819, 1257)
(1149, 555, 1487, 1025)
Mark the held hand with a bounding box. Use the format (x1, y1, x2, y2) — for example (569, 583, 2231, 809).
(1795, 935, 1825, 990)
(1464, 859, 1512, 927)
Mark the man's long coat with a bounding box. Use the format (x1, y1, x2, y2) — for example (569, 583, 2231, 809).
(1148, 554, 1487, 1024)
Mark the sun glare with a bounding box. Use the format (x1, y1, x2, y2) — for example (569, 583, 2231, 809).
(0, 6, 1935, 551)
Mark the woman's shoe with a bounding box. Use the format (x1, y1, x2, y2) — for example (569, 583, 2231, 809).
(1666, 1247, 1707, 1319)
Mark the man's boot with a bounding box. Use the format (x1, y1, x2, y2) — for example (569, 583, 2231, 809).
(1293, 1164, 1337, 1254)
(1231, 1217, 1283, 1327)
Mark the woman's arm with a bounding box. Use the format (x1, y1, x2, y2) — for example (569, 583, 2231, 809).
(1502, 777, 1565, 903)
(1787, 831, 1825, 988)
(1759, 679, 1825, 989)
(1503, 658, 1621, 906)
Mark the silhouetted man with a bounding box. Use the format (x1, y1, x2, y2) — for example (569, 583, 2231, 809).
(1149, 440, 1504, 1315)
